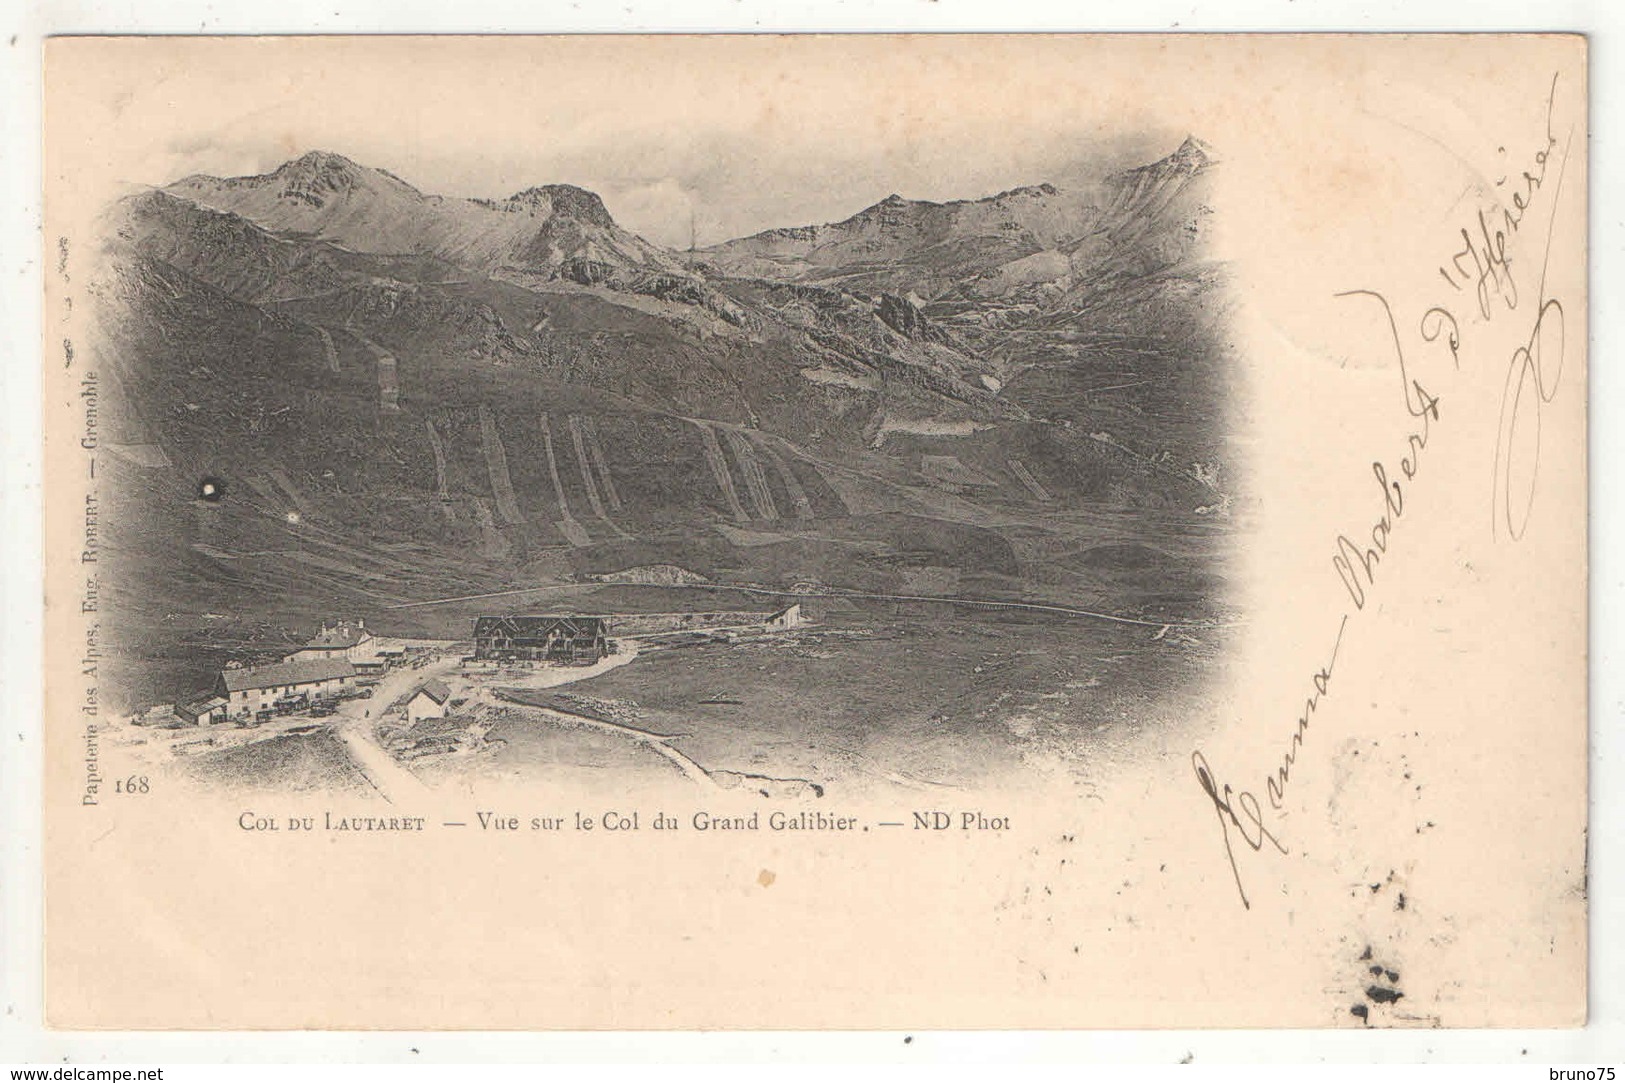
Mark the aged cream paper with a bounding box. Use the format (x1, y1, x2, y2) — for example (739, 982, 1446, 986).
(41, 34, 1586, 1029)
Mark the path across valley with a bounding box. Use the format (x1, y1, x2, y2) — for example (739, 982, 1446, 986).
(381, 580, 1214, 630)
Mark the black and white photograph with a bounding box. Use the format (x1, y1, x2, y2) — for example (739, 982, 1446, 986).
(88, 111, 1236, 802)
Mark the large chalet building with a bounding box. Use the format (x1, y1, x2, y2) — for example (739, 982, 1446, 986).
(471, 615, 608, 665)
(217, 657, 356, 720)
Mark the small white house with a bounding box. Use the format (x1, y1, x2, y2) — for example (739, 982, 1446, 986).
(766, 603, 804, 629)
(406, 679, 452, 723)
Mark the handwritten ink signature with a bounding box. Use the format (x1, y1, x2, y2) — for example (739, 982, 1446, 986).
(1434, 71, 1573, 540)
(1193, 615, 1346, 910)
(1437, 74, 1562, 320)
(1192, 73, 1574, 910)
(1492, 136, 1572, 541)
(1329, 291, 1443, 612)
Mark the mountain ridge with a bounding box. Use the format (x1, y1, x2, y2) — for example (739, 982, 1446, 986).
(166, 150, 684, 277)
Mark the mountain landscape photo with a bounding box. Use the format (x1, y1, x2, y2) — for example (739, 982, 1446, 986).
(87, 136, 1241, 799)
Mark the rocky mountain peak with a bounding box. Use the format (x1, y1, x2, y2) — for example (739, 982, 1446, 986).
(1165, 136, 1215, 174)
(504, 184, 615, 227)
(284, 149, 362, 172)
(257, 150, 422, 207)
(998, 182, 1060, 200)
(274, 150, 369, 186)
(1103, 135, 1215, 195)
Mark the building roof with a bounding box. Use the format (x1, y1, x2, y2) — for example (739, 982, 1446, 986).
(406, 715, 464, 739)
(472, 615, 607, 638)
(411, 678, 452, 705)
(220, 657, 356, 693)
(301, 622, 372, 651)
(177, 695, 227, 715)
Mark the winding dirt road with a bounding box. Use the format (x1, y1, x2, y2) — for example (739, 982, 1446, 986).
(330, 658, 457, 802)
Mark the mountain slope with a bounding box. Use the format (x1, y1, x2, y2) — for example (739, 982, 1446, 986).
(700, 136, 1216, 302)
(698, 182, 1100, 294)
(113, 188, 464, 303)
(168, 150, 686, 276)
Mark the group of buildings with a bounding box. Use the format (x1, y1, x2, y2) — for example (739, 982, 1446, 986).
(469, 615, 610, 666)
(463, 606, 800, 665)
(176, 619, 403, 726)
(172, 613, 614, 728)
(169, 604, 803, 728)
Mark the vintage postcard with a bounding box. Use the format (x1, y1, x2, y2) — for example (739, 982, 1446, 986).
(41, 34, 1586, 1029)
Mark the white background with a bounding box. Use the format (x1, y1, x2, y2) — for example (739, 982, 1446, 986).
(1, 0, 1620, 1067)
